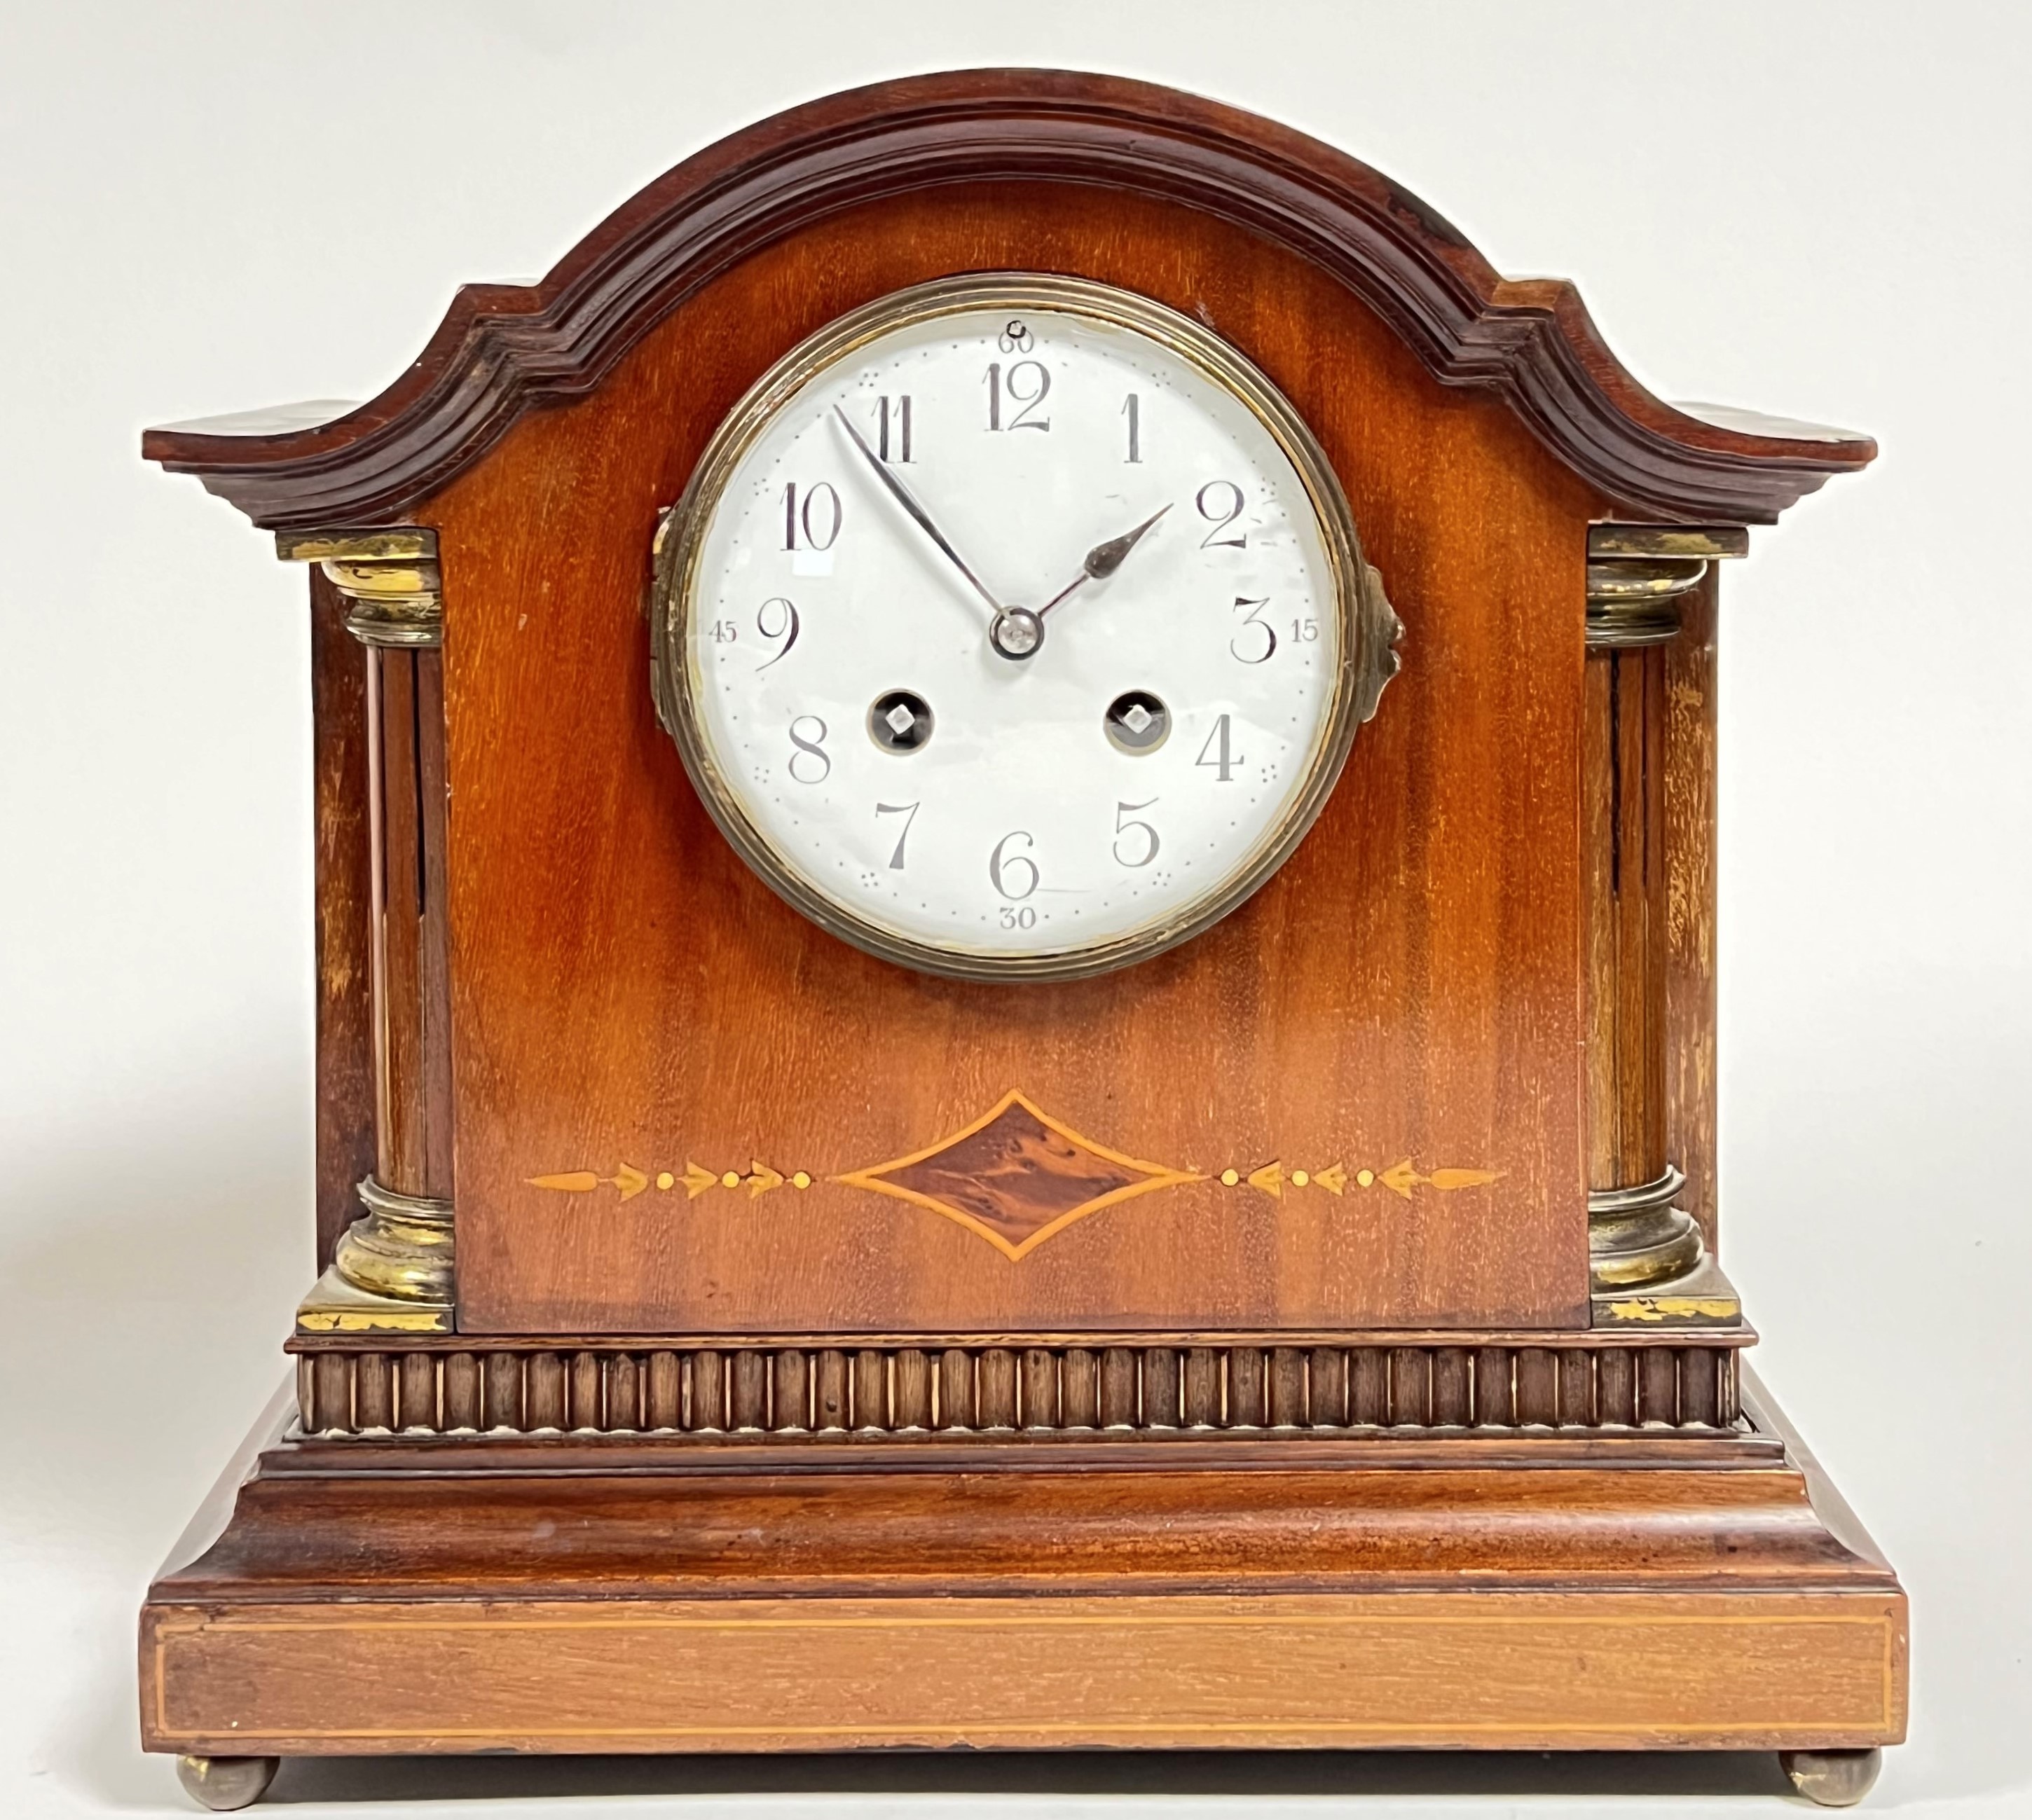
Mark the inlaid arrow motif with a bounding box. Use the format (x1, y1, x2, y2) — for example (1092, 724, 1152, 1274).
(1378, 1159, 1503, 1199)
(1246, 1161, 1285, 1199)
(526, 1165, 649, 1201)
(1217, 1158, 1502, 1200)
(528, 1157, 813, 1205)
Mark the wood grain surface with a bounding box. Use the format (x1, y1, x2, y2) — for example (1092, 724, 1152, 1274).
(1584, 644, 1668, 1190)
(1666, 569, 1720, 1246)
(426, 181, 1595, 1335)
(143, 1590, 1902, 1755)
(874, 1098, 1158, 1253)
(139, 71, 1875, 530)
(139, 1372, 1907, 1756)
(308, 568, 376, 1267)
(155, 1456, 1893, 1601)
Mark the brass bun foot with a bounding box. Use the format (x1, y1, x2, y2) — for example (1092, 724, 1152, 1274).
(332, 1176, 453, 1303)
(1588, 1166, 1704, 1291)
(1780, 1746, 1883, 1807)
(175, 1755, 279, 1812)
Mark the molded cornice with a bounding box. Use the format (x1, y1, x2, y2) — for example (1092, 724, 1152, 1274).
(143, 69, 1872, 529)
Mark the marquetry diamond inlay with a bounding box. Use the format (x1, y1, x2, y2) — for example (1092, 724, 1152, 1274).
(835, 1090, 1200, 1261)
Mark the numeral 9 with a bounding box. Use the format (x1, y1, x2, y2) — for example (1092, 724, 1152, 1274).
(755, 596, 799, 670)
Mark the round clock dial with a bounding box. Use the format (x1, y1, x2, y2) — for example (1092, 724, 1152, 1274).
(652, 274, 1398, 981)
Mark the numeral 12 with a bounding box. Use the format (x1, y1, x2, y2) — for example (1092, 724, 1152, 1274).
(985, 361, 1051, 432)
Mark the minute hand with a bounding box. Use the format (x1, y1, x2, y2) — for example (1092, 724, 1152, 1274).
(830, 404, 1003, 620)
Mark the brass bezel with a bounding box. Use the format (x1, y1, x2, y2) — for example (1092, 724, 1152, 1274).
(650, 273, 1399, 984)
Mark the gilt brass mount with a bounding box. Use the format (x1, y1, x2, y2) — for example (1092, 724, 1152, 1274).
(332, 1175, 455, 1303)
(1584, 557, 1705, 649)
(1588, 1165, 1705, 1290)
(1583, 524, 1746, 649)
(277, 527, 442, 647)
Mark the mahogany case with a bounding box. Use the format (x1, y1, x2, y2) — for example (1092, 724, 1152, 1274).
(138, 71, 1901, 1796)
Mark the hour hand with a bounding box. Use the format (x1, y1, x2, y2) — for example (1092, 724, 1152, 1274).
(1038, 504, 1173, 618)
(830, 404, 1003, 621)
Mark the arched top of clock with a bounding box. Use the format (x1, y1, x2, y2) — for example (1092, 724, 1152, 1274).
(142, 67, 1874, 530)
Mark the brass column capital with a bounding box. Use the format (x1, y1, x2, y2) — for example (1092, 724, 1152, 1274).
(277, 527, 442, 647)
(1584, 524, 1745, 651)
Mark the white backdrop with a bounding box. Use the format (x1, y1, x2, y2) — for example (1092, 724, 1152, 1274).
(3, 4, 2027, 1816)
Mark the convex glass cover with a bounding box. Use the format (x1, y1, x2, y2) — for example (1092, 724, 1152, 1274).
(652, 274, 1399, 980)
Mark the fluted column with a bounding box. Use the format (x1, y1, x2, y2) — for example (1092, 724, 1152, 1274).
(1582, 536, 1710, 1290)
(281, 530, 454, 1311)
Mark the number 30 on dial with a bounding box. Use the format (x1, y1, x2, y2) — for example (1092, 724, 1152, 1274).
(651, 273, 1400, 981)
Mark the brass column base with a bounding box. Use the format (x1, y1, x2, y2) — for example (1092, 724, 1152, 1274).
(1589, 1166, 1703, 1291)
(332, 1176, 454, 1304)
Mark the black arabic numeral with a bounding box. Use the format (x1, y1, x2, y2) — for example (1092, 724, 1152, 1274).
(787, 714, 830, 784)
(1195, 713, 1242, 783)
(877, 394, 912, 464)
(782, 481, 842, 551)
(755, 596, 799, 670)
(985, 359, 1050, 432)
(1196, 480, 1247, 548)
(1113, 798, 1161, 868)
(988, 829, 1038, 899)
(1229, 595, 1277, 663)
(1122, 392, 1141, 463)
(874, 800, 920, 869)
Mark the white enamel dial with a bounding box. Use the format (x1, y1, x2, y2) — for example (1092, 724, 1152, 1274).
(654, 275, 1392, 981)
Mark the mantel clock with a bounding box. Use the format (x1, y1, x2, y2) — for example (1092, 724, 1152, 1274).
(138, 73, 1904, 1813)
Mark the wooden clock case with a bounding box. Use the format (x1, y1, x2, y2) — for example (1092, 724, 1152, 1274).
(138, 71, 1903, 1811)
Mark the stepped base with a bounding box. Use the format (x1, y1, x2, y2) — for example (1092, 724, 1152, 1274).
(142, 1367, 1902, 1767)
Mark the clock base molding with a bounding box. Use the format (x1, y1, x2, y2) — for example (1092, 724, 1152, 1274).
(142, 1367, 1902, 1769)
(285, 1330, 1749, 1439)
